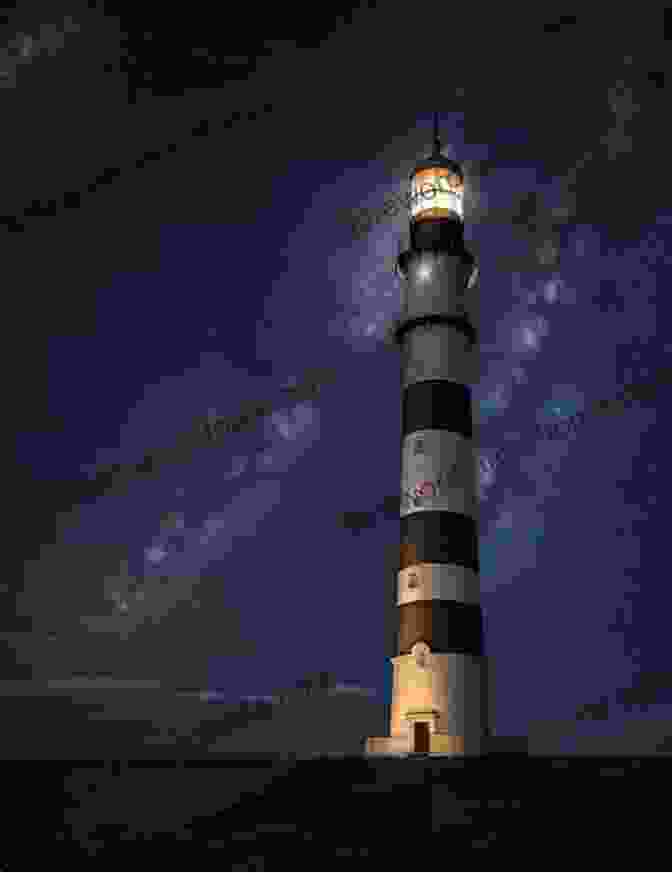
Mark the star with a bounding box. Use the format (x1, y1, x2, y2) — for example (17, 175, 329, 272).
(145, 545, 168, 563)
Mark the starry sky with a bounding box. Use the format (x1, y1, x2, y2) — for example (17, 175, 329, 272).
(5, 3, 672, 752)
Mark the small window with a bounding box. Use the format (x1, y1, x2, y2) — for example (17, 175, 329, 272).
(412, 642, 431, 669)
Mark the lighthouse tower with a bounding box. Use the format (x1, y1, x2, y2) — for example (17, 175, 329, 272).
(366, 116, 489, 756)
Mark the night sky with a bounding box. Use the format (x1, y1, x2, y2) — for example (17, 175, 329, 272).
(5, 3, 672, 753)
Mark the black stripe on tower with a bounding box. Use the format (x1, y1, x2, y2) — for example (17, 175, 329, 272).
(397, 600, 484, 656)
(402, 379, 472, 439)
(400, 512, 479, 571)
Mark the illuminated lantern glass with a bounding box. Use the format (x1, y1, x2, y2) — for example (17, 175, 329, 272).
(409, 166, 464, 222)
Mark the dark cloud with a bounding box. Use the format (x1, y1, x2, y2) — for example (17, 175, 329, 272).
(574, 671, 672, 725)
(378, 495, 401, 520)
(576, 697, 610, 721)
(646, 70, 666, 89)
(541, 14, 579, 35)
(339, 511, 375, 534)
(616, 671, 672, 707)
(15, 531, 255, 689)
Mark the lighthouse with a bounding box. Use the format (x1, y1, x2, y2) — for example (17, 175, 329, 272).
(366, 116, 490, 756)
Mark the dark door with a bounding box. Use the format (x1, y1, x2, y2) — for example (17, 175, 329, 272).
(413, 721, 430, 754)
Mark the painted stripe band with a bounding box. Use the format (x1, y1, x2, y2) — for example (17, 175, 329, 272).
(402, 380, 473, 440)
(397, 599, 484, 656)
(401, 429, 476, 519)
(400, 511, 479, 572)
(397, 563, 480, 606)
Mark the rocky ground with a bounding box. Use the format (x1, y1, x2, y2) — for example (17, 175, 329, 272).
(4, 754, 668, 869)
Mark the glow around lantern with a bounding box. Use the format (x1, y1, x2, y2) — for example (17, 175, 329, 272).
(409, 167, 464, 222)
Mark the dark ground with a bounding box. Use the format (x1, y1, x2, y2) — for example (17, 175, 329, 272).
(4, 754, 668, 869)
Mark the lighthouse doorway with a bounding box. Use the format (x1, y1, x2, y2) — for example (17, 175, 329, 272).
(413, 721, 430, 754)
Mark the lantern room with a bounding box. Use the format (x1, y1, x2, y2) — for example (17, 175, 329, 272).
(402, 117, 468, 254)
(408, 159, 464, 224)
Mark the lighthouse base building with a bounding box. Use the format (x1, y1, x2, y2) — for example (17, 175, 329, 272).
(366, 645, 493, 756)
